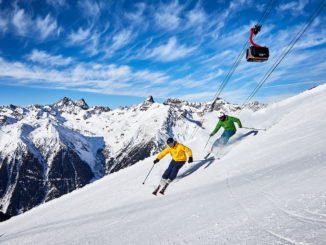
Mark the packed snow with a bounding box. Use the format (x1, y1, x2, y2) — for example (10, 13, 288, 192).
(0, 85, 325, 244)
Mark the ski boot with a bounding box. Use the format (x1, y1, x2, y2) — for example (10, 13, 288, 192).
(152, 185, 161, 196)
(159, 183, 169, 195)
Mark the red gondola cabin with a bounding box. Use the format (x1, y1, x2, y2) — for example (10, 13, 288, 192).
(246, 25, 269, 62)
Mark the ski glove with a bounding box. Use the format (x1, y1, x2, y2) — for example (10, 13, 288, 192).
(209, 133, 214, 137)
(153, 159, 159, 164)
(188, 157, 193, 163)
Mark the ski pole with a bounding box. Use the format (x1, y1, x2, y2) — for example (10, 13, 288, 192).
(242, 126, 266, 131)
(203, 136, 211, 150)
(142, 164, 155, 185)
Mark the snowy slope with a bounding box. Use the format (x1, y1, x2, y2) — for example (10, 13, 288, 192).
(0, 85, 326, 244)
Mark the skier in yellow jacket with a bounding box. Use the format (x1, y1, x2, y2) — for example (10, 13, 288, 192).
(152, 137, 193, 195)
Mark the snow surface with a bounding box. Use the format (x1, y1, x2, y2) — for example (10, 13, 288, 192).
(0, 85, 326, 244)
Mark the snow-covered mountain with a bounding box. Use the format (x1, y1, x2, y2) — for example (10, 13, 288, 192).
(0, 84, 325, 244)
(0, 95, 255, 217)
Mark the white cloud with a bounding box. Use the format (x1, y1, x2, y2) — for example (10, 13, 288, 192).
(110, 29, 133, 53)
(154, 0, 184, 31)
(12, 9, 31, 36)
(277, 0, 309, 15)
(125, 3, 146, 23)
(78, 0, 100, 18)
(208, 0, 253, 40)
(0, 15, 7, 33)
(145, 37, 197, 62)
(82, 32, 100, 56)
(186, 7, 207, 27)
(0, 56, 173, 97)
(27, 50, 73, 67)
(294, 29, 326, 49)
(134, 70, 170, 86)
(36, 14, 59, 40)
(11, 9, 60, 41)
(68, 27, 91, 44)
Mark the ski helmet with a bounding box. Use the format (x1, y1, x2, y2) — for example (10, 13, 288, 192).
(218, 112, 225, 118)
(167, 137, 175, 145)
(218, 112, 226, 121)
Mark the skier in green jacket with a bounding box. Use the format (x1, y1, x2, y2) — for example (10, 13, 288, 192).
(210, 112, 242, 150)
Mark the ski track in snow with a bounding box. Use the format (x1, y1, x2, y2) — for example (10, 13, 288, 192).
(224, 168, 298, 245)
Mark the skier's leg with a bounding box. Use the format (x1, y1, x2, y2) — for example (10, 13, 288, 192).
(152, 185, 161, 195)
(153, 163, 173, 195)
(212, 137, 220, 149)
(160, 161, 185, 195)
(153, 179, 168, 195)
(220, 130, 235, 145)
(156, 161, 174, 195)
(168, 161, 185, 181)
(162, 160, 174, 179)
(159, 181, 170, 195)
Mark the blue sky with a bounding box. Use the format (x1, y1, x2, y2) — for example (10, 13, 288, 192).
(0, 0, 325, 108)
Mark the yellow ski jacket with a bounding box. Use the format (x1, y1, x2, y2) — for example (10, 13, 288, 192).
(157, 142, 192, 162)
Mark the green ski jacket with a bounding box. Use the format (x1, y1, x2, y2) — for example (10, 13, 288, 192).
(211, 116, 242, 136)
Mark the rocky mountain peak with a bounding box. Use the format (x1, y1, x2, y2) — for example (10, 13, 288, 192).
(75, 99, 89, 110)
(53, 97, 89, 112)
(163, 98, 188, 106)
(145, 96, 154, 103)
(139, 96, 155, 111)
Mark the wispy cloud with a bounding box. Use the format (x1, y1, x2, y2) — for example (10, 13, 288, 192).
(277, 0, 309, 16)
(154, 0, 184, 31)
(78, 0, 101, 18)
(36, 14, 60, 40)
(186, 5, 207, 28)
(11, 9, 60, 41)
(125, 2, 146, 24)
(68, 27, 91, 44)
(12, 9, 31, 36)
(0, 14, 8, 33)
(107, 29, 133, 55)
(27, 50, 73, 67)
(0, 56, 173, 97)
(144, 37, 197, 62)
(134, 70, 170, 86)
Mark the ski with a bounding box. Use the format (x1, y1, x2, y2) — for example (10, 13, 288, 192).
(204, 152, 211, 159)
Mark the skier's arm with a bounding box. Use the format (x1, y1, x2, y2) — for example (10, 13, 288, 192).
(234, 117, 242, 128)
(211, 121, 222, 136)
(157, 147, 170, 160)
(183, 145, 193, 158)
